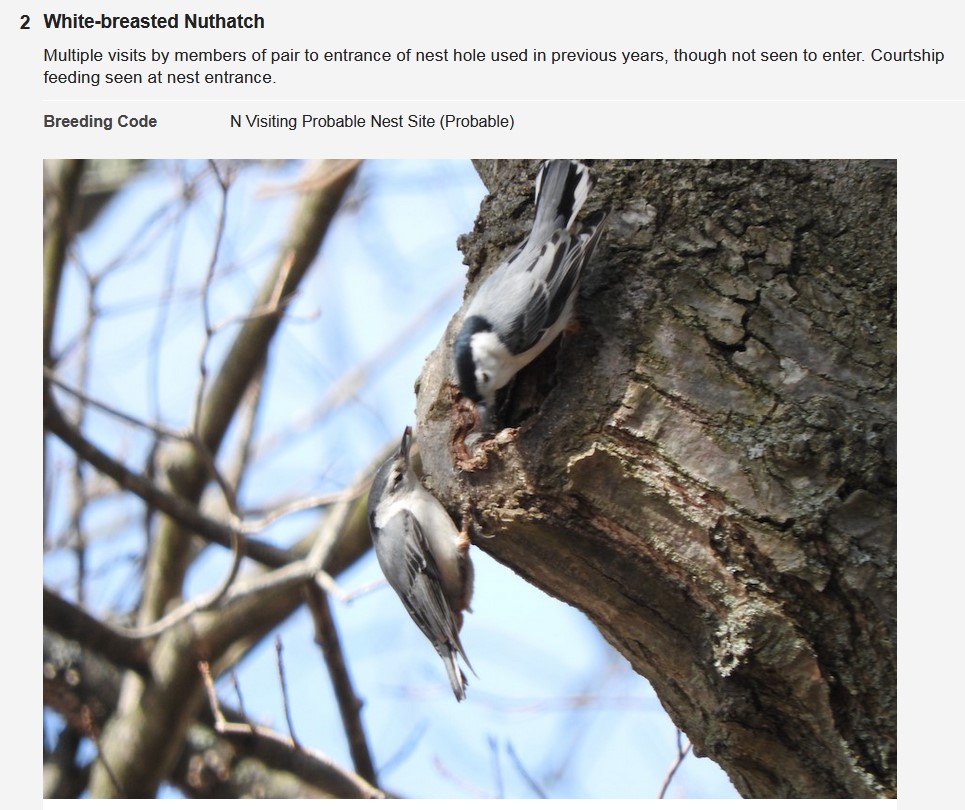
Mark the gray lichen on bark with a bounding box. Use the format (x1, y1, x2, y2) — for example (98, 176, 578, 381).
(415, 160, 896, 798)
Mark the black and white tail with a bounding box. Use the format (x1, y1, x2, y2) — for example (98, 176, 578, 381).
(531, 160, 595, 242)
(440, 647, 469, 701)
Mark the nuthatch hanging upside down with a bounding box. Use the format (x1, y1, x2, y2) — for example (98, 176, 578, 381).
(367, 426, 475, 700)
(454, 159, 608, 429)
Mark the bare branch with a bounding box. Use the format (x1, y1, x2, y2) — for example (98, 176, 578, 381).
(107, 527, 245, 641)
(45, 634, 382, 799)
(274, 637, 300, 748)
(44, 367, 190, 443)
(433, 756, 490, 799)
(239, 480, 369, 533)
(47, 356, 221, 621)
(229, 671, 248, 720)
(657, 729, 693, 799)
(141, 160, 360, 625)
(43, 587, 150, 677)
(506, 741, 548, 799)
(488, 735, 503, 798)
(377, 720, 427, 777)
(200, 661, 252, 736)
(190, 162, 234, 492)
(43, 159, 86, 366)
(44, 396, 295, 570)
(198, 661, 382, 798)
(305, 582, 377, 785)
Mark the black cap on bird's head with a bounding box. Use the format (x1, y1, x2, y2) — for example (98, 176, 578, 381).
(454, 315, 496, 431)
(454, 315, 491, 405)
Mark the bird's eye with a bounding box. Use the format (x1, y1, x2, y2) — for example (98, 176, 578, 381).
(480, 372, 490, 384)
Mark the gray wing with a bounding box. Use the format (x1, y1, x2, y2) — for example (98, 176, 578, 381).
(374, 510, 474, 683)
(475, 208, 608, 356)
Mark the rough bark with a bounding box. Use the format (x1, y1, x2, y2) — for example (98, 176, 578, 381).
(414, 160, 896, 799)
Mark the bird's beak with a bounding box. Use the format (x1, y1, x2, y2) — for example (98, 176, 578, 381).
(398, 425, 412, 462)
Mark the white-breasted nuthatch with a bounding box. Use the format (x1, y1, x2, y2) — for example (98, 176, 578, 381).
(367, 426, 476, 700)
(454, 159, 608, 429)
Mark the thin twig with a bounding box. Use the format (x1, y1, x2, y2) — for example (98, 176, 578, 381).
(191, 161, 232, 440)
(199, 661, 225, 726)
(189, 256, 298, 517)
(45, 367, 190, 442)
(657, 729, 693, 799)
(240, 481, 370, 533)
(199, 661, 253, 736)
(312, 569, 353, 603)
(188, 190, 243, 520)
(200, 661, 383, 798)
(377, 720, 428, 777)
(433, 756, 491, 799)
(262, 249, 296, 316)
(189, 252, 297, 525)
(66, 261, 106, 608)
(506, 741, 549, 799)
(488, 735, 504, 799)
(60, 538, 326, 646)
(110, 526, 245, 640)
(274, 636, 300, 748)
(182, 204, 295, 555)
(208, 290, 303, 334)
(45, 397, 295, 570)
(229, 671, 250, 724)
(179, 162, 247, 547)
(325, 576, 389, 604)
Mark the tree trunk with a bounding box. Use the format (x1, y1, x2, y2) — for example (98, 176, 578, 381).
(414, 159, 896, 799)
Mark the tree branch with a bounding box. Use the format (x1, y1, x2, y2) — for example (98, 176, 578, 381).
(43, 587, 150, 677)
(143, 160, 360, 624)
(44, 396, 295, 570)
(43, 159, 86, 367)
(44, 628, 382, 798)
(305, 582, 377, 785)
